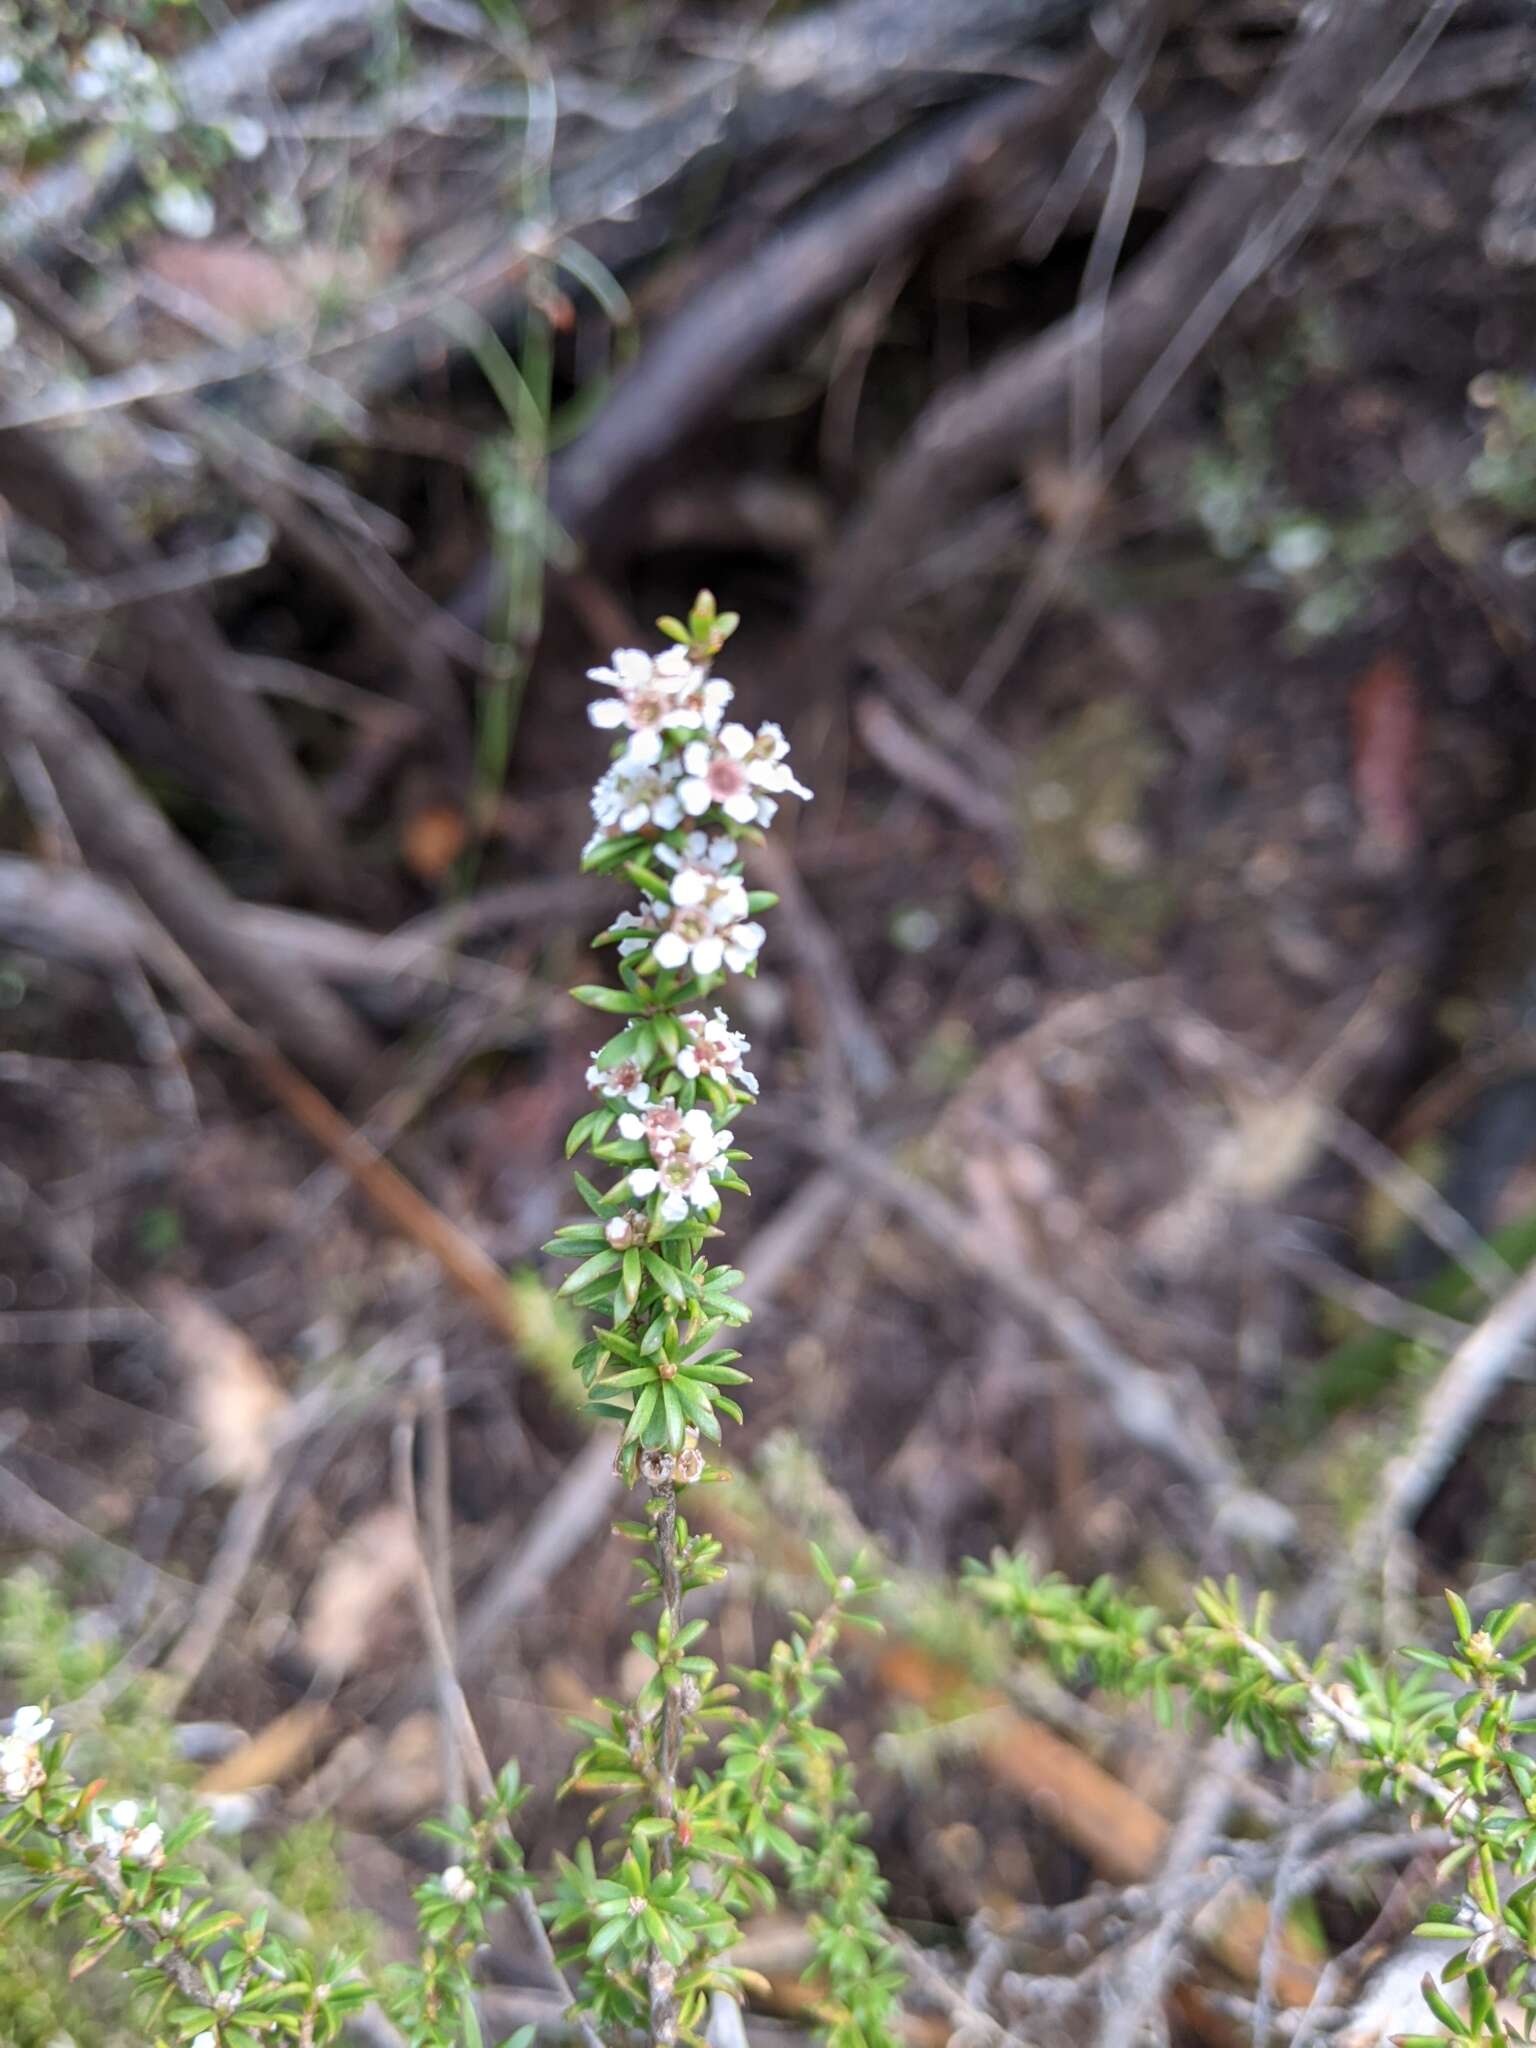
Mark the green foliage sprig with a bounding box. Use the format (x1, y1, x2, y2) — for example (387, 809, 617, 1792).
(543, 597, 902, 2048)
(962, 1553, 1536, 2045)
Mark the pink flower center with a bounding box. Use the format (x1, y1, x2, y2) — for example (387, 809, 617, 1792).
(642, 1105, 684, 1156)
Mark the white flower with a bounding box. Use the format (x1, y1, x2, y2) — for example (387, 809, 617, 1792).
(441, 1863, 476, 1904)
(192, 2033, 218, 2048)
(608, 905, 660, 959)
(618, 1102, 725, 1167)
(676, 737, 763, 826)
(587, 644, 729, 767)
(0, 1704, 52, 1800)
(589, 753, 684, 838)
(88, 1798, 164, 1867)
(586, 1053, 651, 1106)
(674, 722, 808, 825)
(125, 1820, 164, 1864)
(652, 899, 761, 978)
(730, 720, 814, 801)
(641, 857, 760, 978)
(153, 181, 216, 240)
(627, 1108, 731, 1222)
(586, 648, 682, 694)
(655, 831, 741, 904)
(222, 115, 268, 160)
(73, 29, 157, 101)
(677, 1009, 757, 1094)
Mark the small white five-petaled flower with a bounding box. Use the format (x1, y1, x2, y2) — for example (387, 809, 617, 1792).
(648, 863, 764, 978)
(586, 1052, 652, 1106)
(677, 1009, 757, 1095)
(587, 752, 684, 846)
(676, 720, 813, 827)
(625, 1108, 732, 1221)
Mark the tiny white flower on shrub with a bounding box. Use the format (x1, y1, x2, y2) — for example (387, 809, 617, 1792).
(609, 906, 660, 959)
(441, 1863, 476, 1904)
(649, 874, 764, 977)
(676, 1009, 756, 1094)
(654, 830, 739, 884)
(586, 644, 730, 765)
(676, 721, 812, 826)
(588, 753, 684, 842)
(675, 736, 768, 827)
(153, 181, 216, 240)
(732, 720, 814, 801)
(73, 28, 156, 100)
(586, 1053, 651, 1105)
(88, 1798, 164, 1867)
(618, 1101, 687, 1158)
(223, 115, 268, 159)
(628, 1109, 732, 1222)
(0, 1704, 51, 1799)
(192, 2032, 218, 2048)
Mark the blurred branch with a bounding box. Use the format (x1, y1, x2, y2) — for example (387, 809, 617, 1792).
(0, 255, 475, 768)
(0, 429, 365, 897)
(801, 0, 1460, 678)
(786, 1122, 1295, 1547)
(0, 522, 272, 625)
(6, 0, 399, 259)
(0, 855, 525, 1004)
(1336, 1259, 1536, 1597)
(0, 644, 378, 1087)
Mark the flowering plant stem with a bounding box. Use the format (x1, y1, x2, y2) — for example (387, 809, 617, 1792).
(0, 594, 902, 2048)
(543, 593, 899, 2048)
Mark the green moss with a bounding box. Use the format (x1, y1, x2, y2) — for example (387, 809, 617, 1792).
(1019, 697, 1178, 963)
(253, 1818, 379, 1967)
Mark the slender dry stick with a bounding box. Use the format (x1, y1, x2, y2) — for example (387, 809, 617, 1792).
(415, 1347, 465, 1812)
(1340, 1259, 1536, 1592)
(391, 1407, 608, 2048)
(1096, 1748, 1243, 2048)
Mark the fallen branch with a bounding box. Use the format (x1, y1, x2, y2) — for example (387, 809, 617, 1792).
(0, 429, 364, 897)
(786, 1121, 1295, 1548)
(0, 853, 529, 1015)
(748, 840, 895, 1100)
(1339, 1258, 1536, 1593)
(0, 253, 475, 769)
(545, 70, 1104, 549)
(0, 644, 378, 1088)
(799, 0, 1460, 672)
